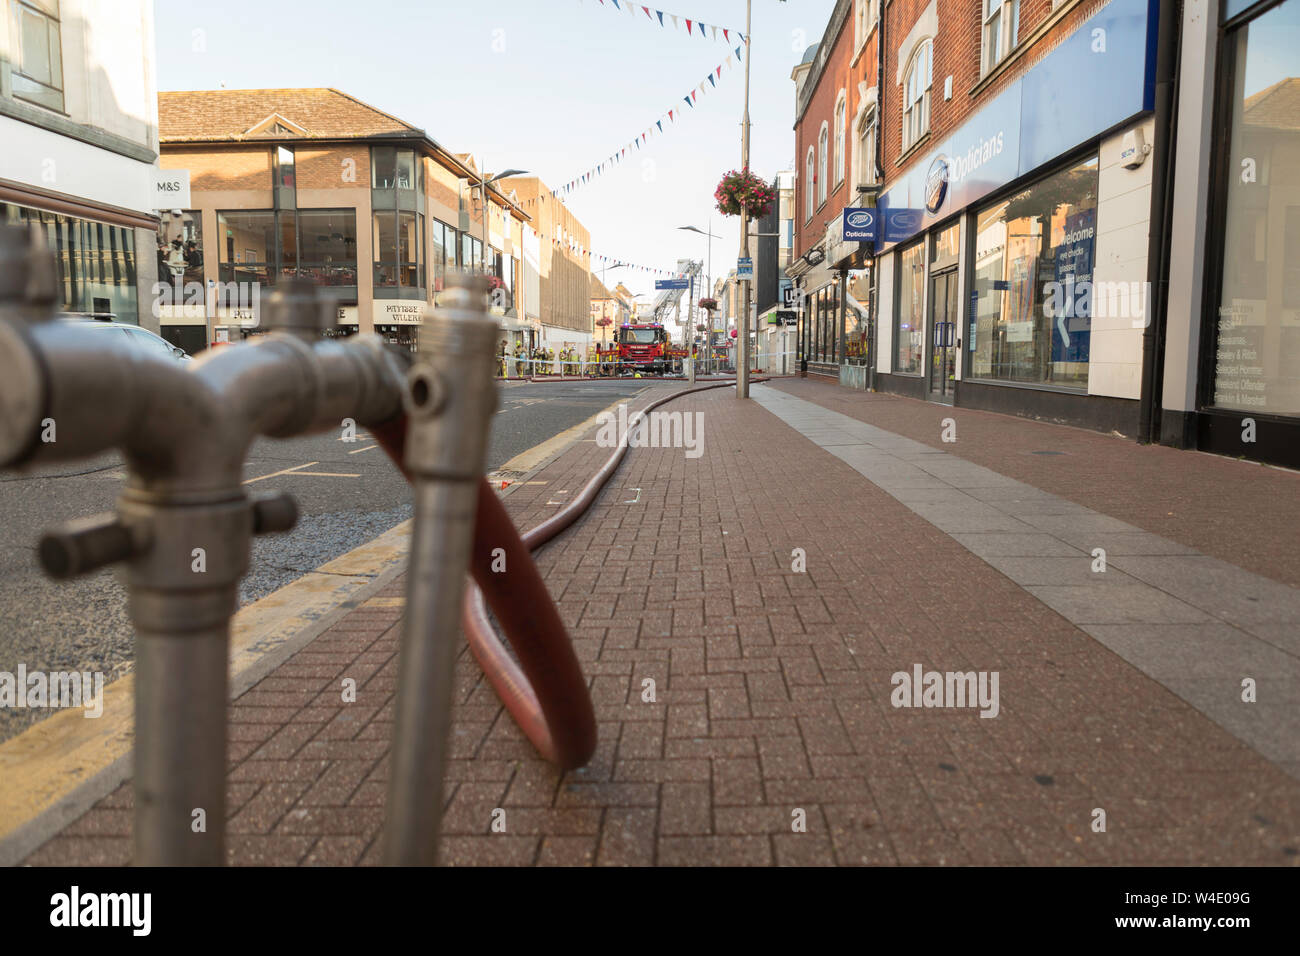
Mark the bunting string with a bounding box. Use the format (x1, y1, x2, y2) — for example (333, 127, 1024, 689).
(520, 224, 683, 278)
(585, 0, 748, 45)
(515, 44, 745, 204)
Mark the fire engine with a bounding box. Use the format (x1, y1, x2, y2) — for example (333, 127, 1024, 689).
(617, 322, 670, 375)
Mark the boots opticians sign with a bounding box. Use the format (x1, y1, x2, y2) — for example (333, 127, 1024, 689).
(842, 208, 878, 242)
(925, 158, 949, 213)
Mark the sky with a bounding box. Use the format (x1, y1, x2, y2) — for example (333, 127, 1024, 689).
(154, 0, 837, 302)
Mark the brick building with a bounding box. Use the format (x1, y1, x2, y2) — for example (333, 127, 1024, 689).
(792, 0, 1174, 439)
(789, 0, 883, 387)
(157, 88, 528, 352)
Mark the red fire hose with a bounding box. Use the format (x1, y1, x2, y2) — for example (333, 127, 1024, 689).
(372, 378, 765, 771)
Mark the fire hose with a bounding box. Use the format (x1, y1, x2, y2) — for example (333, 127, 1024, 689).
(370, 375, 767, 772)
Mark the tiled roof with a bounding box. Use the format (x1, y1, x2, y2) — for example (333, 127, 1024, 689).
(158, 88, 421, 142)
(1244, 78, 1300, 131)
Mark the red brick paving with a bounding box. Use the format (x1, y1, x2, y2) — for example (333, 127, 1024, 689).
(22, 384, 1300, 866)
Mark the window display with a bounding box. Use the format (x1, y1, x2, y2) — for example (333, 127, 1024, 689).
(970, 155, 1098, 389)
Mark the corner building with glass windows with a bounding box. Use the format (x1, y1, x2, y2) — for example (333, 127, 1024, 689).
(157, 88, 531, 353)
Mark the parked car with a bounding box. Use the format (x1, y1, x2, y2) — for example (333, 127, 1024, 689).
(59, 314, 192, 363)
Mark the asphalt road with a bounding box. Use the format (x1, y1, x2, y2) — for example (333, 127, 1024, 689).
(0, 378, 662, 742)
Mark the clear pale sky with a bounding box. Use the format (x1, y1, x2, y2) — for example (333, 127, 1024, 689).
(154, 0, 836, 301)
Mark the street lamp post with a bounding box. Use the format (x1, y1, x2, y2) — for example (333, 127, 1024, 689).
(678, 224, 718, 375)
(479, 164, 527, 274)
(738, 0, 753, 399)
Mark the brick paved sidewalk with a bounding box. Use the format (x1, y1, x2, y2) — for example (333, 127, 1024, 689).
(24, 382, 1300, 865)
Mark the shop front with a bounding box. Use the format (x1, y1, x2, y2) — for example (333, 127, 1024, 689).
(374, 300, 424, 352)
(873, 0, 1160, 433)
(1179, 0, 1300, 468)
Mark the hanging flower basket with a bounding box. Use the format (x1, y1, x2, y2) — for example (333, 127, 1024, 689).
(714, 168, 776, 219)
(695, 324, 708, 332)
(596, 317, 613, 327)
(698, 297, 718, 312)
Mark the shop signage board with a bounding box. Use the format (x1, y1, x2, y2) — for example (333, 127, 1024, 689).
(842, 208, 878, 242)
(152, 169, 190, 209)
(377, 302, 424, 325)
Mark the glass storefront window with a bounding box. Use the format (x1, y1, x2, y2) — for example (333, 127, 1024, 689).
(896, 240, 925, 374)
(1212, 0, 1300, 416)
(2, 203, 137, 319)
(845, 268, 871, 366)
(218, 210, 275, 285)
(970, 154, 1098, 389)
(295, 209, 356, 288)
(156, 210, 203, 286)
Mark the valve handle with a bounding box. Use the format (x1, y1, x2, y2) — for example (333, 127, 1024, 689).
(38, 513, 136, 579)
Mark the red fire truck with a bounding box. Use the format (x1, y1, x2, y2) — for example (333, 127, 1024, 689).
(617, 322, 670, 375)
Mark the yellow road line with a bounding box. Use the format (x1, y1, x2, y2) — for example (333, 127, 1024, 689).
(347, 444, 378, 455)
(243, 461, 317, 485)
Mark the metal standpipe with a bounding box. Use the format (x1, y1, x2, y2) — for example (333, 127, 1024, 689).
(0, 225, 410, 865)
(383, 276, 499, 866)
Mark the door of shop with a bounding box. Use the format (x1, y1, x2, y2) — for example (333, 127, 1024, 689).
(929, 268, 958, 402)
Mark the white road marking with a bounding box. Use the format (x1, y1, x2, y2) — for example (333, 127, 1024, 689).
(244, 462, 318, 485)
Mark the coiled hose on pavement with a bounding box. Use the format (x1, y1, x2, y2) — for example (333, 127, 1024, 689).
(373, 377, 767, 770)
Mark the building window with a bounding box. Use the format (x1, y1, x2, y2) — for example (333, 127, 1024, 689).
(896, 240, 925, 374)
(432, 219, 457, 293)
(854, 0, 868, 51)
(217, 210, 276, 286)
(971, 154, 1099, 390)
(1210, 0, 1300, 417)
(370, 147, 420, 191)
(834, 95, 847, 187)
(373, 211, 424, 297)
(295, 209, 357, 289)
(982, 0, 1020, 75)
(817, 123, 829, 206)
(2, 203, 137, 319)
(856, 111, 877, 188)
(805, 147, 815, 222)
(10, 0, 64, 112)
(273, 146, 297, 212)
(902, 39, 932, 153)
(461, 233, 482, 272)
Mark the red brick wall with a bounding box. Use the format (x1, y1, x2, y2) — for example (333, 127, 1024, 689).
(793, 7, 879, 260)
(162, 147, 270, 192)
(295, 146, 368, 191)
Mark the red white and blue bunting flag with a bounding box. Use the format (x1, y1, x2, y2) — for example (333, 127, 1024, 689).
(515, 44, 744, 203)
(590, 0, 747, 45)
(520, 226, 684, 278)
